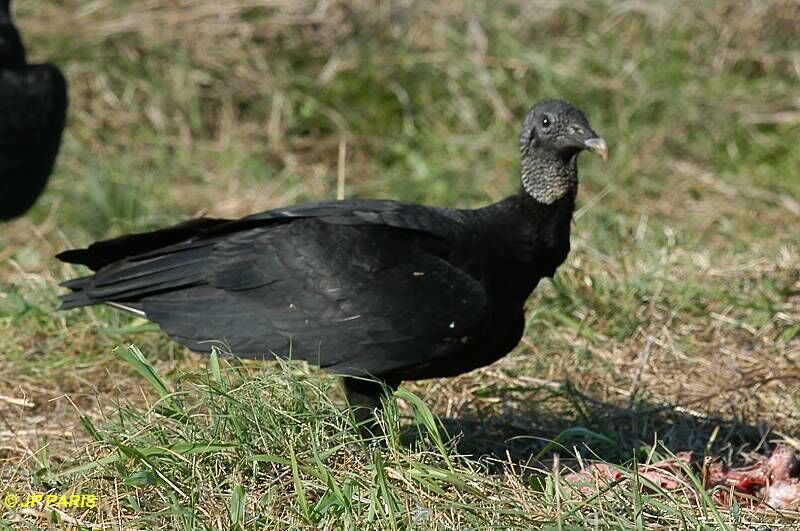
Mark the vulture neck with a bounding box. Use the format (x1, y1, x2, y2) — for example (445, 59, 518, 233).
(0, 15, 25, 67)
(0, 1, 12, 28)
(477, 187, 576, 265)
(478, 153, 578, 270)
(520, 151, 578, 205)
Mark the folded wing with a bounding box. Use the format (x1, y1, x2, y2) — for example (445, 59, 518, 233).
(59, 201, 489, 376)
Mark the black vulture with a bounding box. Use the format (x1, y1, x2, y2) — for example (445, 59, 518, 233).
(58, 99, 607, 423)
(0, 0, 68, 220)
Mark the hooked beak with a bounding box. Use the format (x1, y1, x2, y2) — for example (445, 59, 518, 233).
(583, 137, 609, 162)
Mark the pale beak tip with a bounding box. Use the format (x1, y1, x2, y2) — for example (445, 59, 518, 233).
(584, 137, 609, 162)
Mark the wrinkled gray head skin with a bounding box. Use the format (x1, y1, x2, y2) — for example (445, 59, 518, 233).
(518, 99, 607, 204)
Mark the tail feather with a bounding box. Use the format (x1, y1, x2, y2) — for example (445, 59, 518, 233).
(56, 217, 228, 270)
(60, 290, 93, 310)
(59, 237, 215, 310)
(59, 274, 92, 290)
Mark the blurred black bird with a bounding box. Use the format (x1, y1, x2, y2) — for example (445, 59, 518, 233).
(58, 99, 607, 423)
(0, 0, 67, 220)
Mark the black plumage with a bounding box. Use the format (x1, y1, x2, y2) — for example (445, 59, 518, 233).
(58, 99, 607, 420)
(0, 0, 67, 220)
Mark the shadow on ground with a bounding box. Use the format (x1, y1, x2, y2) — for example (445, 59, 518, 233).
(409, 383, 785, 469)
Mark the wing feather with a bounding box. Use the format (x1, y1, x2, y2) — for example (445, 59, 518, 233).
(59, 202, 489, 376)
(140, 219, 488, 375)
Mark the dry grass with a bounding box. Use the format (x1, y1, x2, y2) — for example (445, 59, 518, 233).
(1, 0, 799, 528)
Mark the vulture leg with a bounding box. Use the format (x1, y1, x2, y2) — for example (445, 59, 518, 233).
(342, 376, 400, 437)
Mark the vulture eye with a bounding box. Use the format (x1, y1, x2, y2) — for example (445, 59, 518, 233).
(541, 116, 551, 129)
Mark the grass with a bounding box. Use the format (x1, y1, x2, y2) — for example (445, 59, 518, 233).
(1, 0, 799, 528)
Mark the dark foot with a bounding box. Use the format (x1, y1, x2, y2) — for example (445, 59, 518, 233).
(342, 376, 399, 438)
